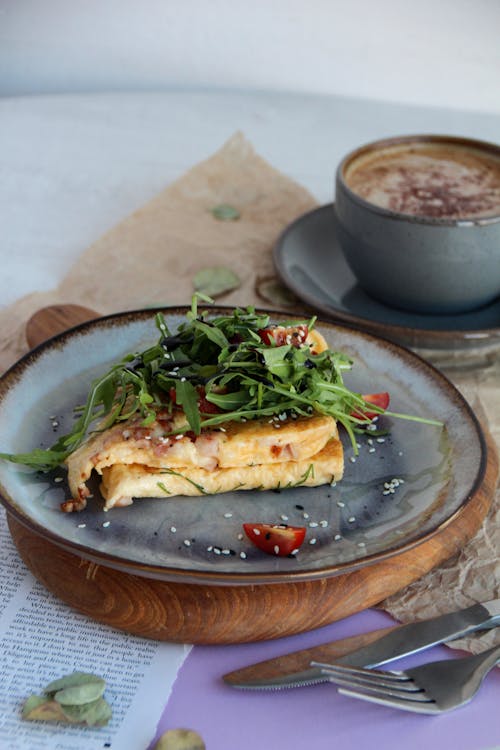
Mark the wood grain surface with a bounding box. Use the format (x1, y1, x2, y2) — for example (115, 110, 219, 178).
(6, 304, 497, 644)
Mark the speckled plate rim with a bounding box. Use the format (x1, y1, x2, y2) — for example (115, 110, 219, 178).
(273, 204, 500, 350)
(0, 306, 488, 586)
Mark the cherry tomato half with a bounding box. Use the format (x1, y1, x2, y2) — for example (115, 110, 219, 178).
(243, 523, 307, 556)
(352, 391, 390, 420)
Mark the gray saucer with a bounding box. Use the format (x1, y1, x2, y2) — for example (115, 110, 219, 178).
(274, 204, 500, 358)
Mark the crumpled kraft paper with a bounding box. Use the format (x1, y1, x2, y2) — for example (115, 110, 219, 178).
(0, 132, 499, 653)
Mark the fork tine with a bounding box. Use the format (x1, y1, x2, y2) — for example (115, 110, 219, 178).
(318, 670, 424, 695)
(337, 687, 440, 714)
(311, 661, 409, 684)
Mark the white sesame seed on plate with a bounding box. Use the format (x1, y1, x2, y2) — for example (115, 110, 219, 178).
(170, 526, 177, 533)
(183, 539, 191, 546)
(224, 512, 233, 518)
(102, 521, 111, 528)
(274, 545, 280, 555)
(348, 516, 356, 523)
(240, 551, 247, 559)
(77, 523, 86, 528)
(309, 538, 317, 545)
(309, 521, 318, 528)
(334, 534, 342, 541)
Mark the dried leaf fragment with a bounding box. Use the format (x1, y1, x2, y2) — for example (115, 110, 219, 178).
(44, 671, 105, 696)
(22, 671, 112, 727)
(211, 204, 240, 221)
(193, 266, 241, 298)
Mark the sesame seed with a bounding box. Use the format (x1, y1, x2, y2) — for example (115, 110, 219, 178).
(180, 377, 187, 382)
(54, 477, 63, 483)
(320, 520, 328, 527)
(349, 456, 357, 463)
(224, 512, 233, 518)
(102, 521, 111, 528)
(237, 533, 244, 541)
(77, 523, 86, 528)
(274, 545, 280, 555)
(175, 434, 184, 440)
(222, 549, 231, 555)
(309, 521, 318, 528)
(303, 512, 310, 519)
(280, 514, 289, 521)
(214, 547, 221, 555)
(368, 447, 376, 453)
(170, 526, 177, 533)
(290, 548, 299, 555)
(337, 501, 345, 508)
(358, 542, 366, 548)
(376, 437, 385, 443)
(253, 528, 261, 535)
(309, 538, 317, 545)
(330, 480, 337, 487)
(348, 516, 356, 523)
(219, 426, 227, 432)
(207, 545, 213, 552)
(183, 539, 191, 547)
(240, 551, 247, 559)
(334, 534, 342, 541)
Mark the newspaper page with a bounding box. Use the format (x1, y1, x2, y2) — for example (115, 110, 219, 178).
(0, 508, 190, 750)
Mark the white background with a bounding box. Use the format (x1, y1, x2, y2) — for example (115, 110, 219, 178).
(0, 0, 499, 113)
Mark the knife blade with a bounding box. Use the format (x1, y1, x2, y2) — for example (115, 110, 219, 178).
(223, 598, 500, 689)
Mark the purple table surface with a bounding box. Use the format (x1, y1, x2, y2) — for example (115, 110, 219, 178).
(151, 608, 500, 750)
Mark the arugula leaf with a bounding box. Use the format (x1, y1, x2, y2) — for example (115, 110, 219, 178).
(175, 379, 201, 434)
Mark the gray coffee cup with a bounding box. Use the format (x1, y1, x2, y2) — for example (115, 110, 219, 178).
(334, 134, 500, 315)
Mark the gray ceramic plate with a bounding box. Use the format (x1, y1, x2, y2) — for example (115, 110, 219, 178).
(274, 204, 500, 355)
(0, 308, 486, 584)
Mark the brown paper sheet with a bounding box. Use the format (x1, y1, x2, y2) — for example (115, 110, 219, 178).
(1, 132, 499, 652)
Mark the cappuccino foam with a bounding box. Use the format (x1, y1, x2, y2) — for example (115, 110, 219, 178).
(344, 141, 500, 220)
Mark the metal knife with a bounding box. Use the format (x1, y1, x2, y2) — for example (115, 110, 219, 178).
(223, 598, 500, 689)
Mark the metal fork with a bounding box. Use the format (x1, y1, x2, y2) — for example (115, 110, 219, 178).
(312, 643, 500, 714)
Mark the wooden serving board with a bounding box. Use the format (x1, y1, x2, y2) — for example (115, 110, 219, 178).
(5, 305, 498, 644)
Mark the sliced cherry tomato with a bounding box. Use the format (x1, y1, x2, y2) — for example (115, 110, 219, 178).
(258, 324, 309, 348)
(352, 391, 390, 420)
(243, 523, 306, 556)
(169, 385, 221, 414)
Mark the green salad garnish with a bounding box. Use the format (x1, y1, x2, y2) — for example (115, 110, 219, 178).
(0, 294, 441, 472)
